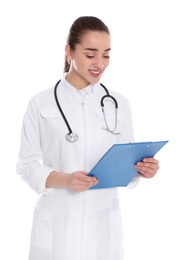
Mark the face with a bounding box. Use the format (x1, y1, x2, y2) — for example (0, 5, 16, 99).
(65, 31, 111, 89)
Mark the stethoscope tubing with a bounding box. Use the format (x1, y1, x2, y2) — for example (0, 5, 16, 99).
(54, 80, 119, 142)
(54, 80, 73, 135)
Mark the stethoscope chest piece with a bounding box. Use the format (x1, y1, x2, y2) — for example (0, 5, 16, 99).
(66, 132, 79, 142)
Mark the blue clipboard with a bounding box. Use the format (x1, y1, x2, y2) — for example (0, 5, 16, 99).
(88, 140, 168, 189)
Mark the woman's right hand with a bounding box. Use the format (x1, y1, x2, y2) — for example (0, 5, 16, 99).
(67, 171, 98, 192)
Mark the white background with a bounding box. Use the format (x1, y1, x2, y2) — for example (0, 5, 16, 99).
(0, 0, 187, 259)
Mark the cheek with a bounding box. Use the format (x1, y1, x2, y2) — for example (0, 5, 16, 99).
(103, 59, 110, 68)
(73, 57, 90, 70)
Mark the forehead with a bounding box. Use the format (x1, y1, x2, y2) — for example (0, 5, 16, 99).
(78, 31, 111, 50)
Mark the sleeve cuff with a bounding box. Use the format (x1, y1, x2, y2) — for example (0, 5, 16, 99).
(34, 166, 56, 194)
(127, 174, 140, 189)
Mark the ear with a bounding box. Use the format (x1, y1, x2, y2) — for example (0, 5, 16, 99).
(65, 44, 73, 61)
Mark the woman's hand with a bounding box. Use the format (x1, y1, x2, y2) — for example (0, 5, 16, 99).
(67, 171, 98, 192)
(134, 158, 159, 178)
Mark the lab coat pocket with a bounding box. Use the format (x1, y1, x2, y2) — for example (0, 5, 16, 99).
(40, 106, 65, 137)
(40, 106, 61, 118)
(30, 206, 53, 249)
(94, 106, 121, 133)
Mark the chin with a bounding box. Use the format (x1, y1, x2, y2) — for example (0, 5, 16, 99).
(89, 76, 101, 84)
(83, 73, 101, 85)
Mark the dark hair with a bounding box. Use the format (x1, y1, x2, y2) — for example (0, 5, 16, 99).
(64, 16, 110, 72)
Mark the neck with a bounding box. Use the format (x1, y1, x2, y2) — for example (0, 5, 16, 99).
(65, 72, 90, 90)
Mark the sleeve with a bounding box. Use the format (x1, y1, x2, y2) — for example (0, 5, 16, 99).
(127, 174, 140, 188)
(16, 98, 55, 194)
(117, 98, 135, 143)
(118, 97, 141, 188)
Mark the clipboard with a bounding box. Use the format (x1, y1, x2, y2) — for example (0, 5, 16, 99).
(88, 140, 168, 189)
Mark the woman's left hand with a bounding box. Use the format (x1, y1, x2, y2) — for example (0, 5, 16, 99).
(135, 158, 159, 178)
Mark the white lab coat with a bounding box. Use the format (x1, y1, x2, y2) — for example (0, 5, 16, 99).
(17, 75, 140, 260)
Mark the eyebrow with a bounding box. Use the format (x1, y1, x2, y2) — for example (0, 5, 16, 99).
(84, 48, 111, 52)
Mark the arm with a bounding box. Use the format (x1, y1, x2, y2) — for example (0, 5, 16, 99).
(118, 99, 159, 180)
(46, 171, 98, 192)
(16, 99, 56, 194)
(17, 99, 98, 194)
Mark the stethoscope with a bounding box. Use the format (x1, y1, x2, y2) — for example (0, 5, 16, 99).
(54, 80, 119, 142)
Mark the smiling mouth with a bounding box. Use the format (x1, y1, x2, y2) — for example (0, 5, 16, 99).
(89, 70, 102, 77)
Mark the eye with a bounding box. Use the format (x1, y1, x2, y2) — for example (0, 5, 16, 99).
(86, 55, 94, 59)
(103, 52, 110, 59)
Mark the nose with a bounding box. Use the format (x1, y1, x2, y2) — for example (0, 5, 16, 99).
(93, 58, 104, 70)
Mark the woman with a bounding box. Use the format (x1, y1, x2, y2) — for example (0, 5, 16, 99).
(17, 16, 159, 260)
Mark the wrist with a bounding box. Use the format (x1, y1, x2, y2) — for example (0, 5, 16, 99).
(46, 171, 69, 189)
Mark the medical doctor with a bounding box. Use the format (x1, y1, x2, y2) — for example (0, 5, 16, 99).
(16, 16, 159, 260)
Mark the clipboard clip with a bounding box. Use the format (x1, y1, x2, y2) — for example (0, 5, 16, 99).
(128, 142, 152, 149)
